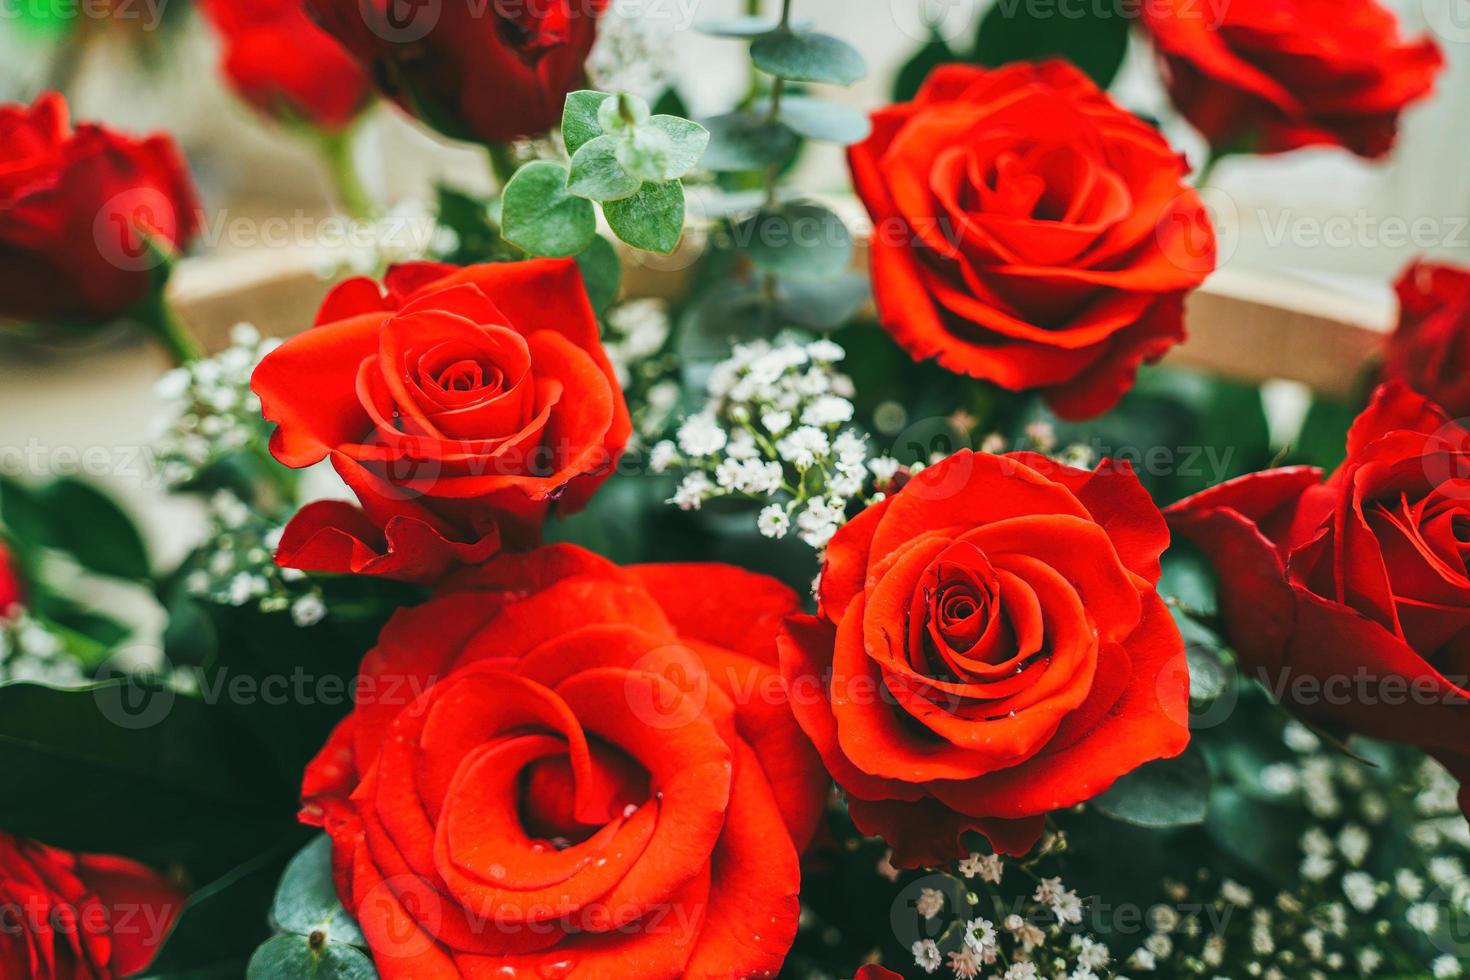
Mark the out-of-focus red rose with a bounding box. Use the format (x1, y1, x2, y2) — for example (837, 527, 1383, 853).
(854, 968, 902, 980)
(301, 545, 827, 979)
(200, 0, 372, 131)
(253, 259, 630, 583)
(1383, 259, 1470, 418)
(0, 92, 199, 325)
(0, 540, 23, 613)
(1168, 382, 1470, 816)
(1142, 0, 1442, 159)
(304, 0, 607, 144)
(847, 61, 1214, 420)
(0, 831, 183, 978)
(779, 450, 1190, 866)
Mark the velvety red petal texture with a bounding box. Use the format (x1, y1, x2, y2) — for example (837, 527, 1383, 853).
(304, 0, 607, 144)
(780, 450, 1189, 867)
(848, 60, 1214, 420)
(301, 545, 828, 978)
(0, 539, 24, 611)
(200, 0, 371, 130)
(1169, 383, 1470, 823)
(0, 831, 183, 979)
(0, 92, 199, 325)
(254, 260, 630, 584)
(1142, 0, 1442, 158)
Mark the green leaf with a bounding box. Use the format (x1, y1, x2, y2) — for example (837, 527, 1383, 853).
(774, 273, 871, 328)
(272, 836, 365, 946)
(754, 95, 870, 145)
(246, 936, 377, 980)
(144, 847, 294, 977)
(648, 115, 710, 178)
(1091, 746, 1210, 828)
(974, 0, 1130, 89)
(893, 34, 956, 102)
(567, 135, 642, 202)
(736, 202, 854, 281)
(574, 235, 622, 314)
(701, 112, 800, 172)
(602, 180, 685, 255)
(162, 590, 217, 669)
(0, 681, 279, 857)
(562, 90, 611, 155)
(751, 29, 867, 86)
(500, 161, 597, 258)
(34, 478, 149, 580)
(1292, 395, 1355, 471)
(1205, 786, 1306, 883)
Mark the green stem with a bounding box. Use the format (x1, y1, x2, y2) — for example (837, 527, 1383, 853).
(135, 290, 204, 366)
(486, 142, 521, 190)
(317, 127, 376, 221)
(1195, 148, 1224, 188)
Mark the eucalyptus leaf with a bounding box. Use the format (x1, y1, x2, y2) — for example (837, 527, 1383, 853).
(272, 836, 365, 946)
(562, 90, 612, 155)
(500, 161, 597, 258)
(700, 112, 800, 172)
(736, 202, 854, 281)
(566, 135, 641, 202)
(615, 125, 675, 182)
(648, 115, 711, 178)
(775, 273, 871, 328)
(246, 935, 376, 980)
(1092, 746, 1210, 828)
(751, 29, 867, 86)
(755, 95, 870, 145)
(602, 180, 685, 254)
(573, 235, 622, 314)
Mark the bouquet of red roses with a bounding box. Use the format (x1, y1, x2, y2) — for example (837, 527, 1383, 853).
(0, 1, 1466, 978)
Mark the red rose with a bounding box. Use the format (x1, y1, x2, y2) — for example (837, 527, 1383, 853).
(305, 0, 606, 144)
(1383, 259, 1470, 418)
(300, 545, 827, 979)
(1142, 0, 1442, 159)
(779, 450, 1190, 867)
(0, 93, 199, 325)
(253, 259, 631, 582)
(847, 61, 1214, 420)
(1168, 382, 1470, 815)
(0, 831, 183, 978)
(0, 540, 23, 613)
(200, 0, 372, 131)
(854, 968, 901, 980)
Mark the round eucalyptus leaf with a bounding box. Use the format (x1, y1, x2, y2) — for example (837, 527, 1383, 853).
(737, 202, 854, 281)
(1092, 746, 1210, 829)
(567, 136, 641, 202)
(597, 91, 650, 134)
(700, 112, 799, 172)
(501, 161, 597, 258)
(751, 30, 867, 86)
(616, 125, 675, 182)
(562, 90, 612, 156)
(574, 235, 622, 314)
(647, 116, 710, 179)
(775, 272, 871, 328)
(603, 180, 686, 255)
(755, 95, 870, 145)
(272, 836, 364, 947)
(246, 935, 377, 980)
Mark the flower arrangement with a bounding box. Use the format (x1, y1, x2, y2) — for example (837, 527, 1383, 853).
(0, 1, 1466, 979)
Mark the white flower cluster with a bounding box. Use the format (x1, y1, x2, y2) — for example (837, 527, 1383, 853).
(587, 0, 678, 104)
(152, 324, 279, 489)
(603, 298, 680, 440)
(1121, 723, 1470, 978)
(315, 199, 447, 279)
(652, 339, 899, 550)
(895, 838, 1111, 980)
(182, 490, 325, 628)
(0, 607, 83, 686)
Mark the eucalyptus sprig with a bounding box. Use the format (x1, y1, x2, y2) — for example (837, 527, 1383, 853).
(500, 90, 709, 258)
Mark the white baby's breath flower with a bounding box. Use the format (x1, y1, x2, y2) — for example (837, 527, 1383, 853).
(915, 888, 945, 920)
(757, 505, 790, 539)
(649, 440, 678, 473)
(677, 414, 726, 456)
(671, 472, 712, 511)
(912, 938, 942, 973)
